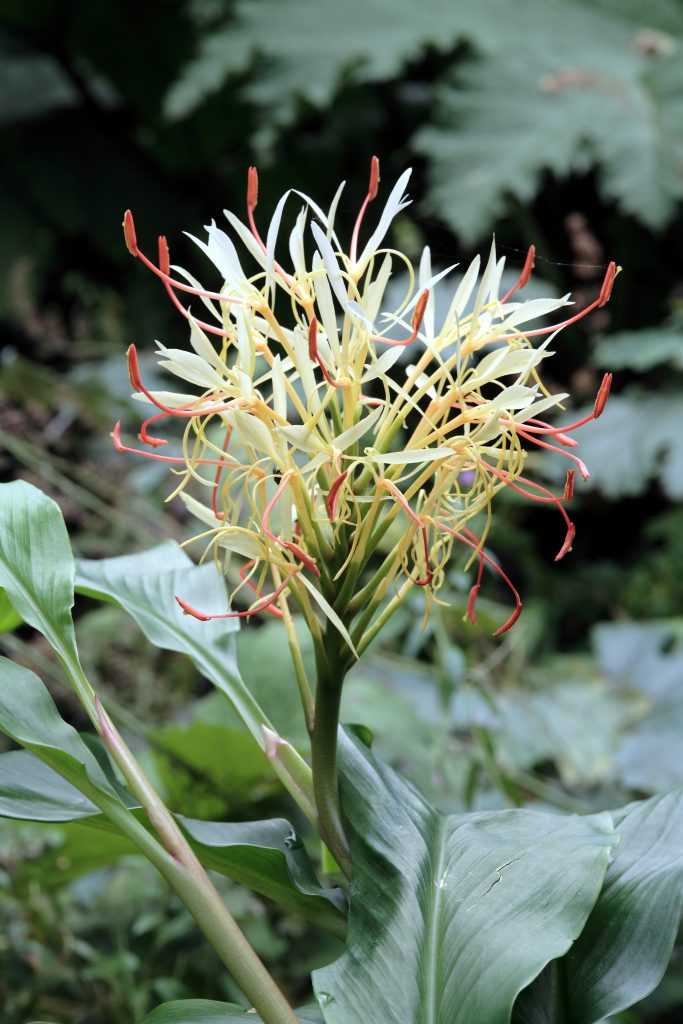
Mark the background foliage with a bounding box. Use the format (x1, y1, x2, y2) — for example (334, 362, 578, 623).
(0, 1, 682, 1021)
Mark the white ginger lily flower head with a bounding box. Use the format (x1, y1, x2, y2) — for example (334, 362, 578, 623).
(116, 158, 618, 649)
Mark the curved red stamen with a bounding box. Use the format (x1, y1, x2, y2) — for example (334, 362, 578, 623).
(123, 209, 138, 256)
(239, 559, 283, 619)
(261, 474, 320, 577)
(139, 412, 169, 448)
(563, 470, 575, 500)
(326, 471, 348, 520)
(593, 371, 612, 418)
(495, 261, 618, 342)
(437, 522, 522, 636)
(375, 290, 429, 348)
(112, 422, 231, 467)
(500, 244, 536, 304)
(176, 574, 292, 621)
(482, 462, 575, 562)
(127, 344, 238, 422)
(466, 552, 486, 624)
(517, 425, 590, 479)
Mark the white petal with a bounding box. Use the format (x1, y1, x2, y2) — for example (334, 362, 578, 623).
(356, 168, 412, 275)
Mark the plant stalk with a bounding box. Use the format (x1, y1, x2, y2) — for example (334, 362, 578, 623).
(310, 638, 352, 879)
(95, 700, 298, 1024)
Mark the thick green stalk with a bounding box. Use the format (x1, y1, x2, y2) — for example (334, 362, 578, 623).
(94, 701, 298, 1024)
(311, 635, 352, 879)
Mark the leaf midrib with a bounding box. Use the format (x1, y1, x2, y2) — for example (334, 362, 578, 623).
(422, 813, 448, 1024)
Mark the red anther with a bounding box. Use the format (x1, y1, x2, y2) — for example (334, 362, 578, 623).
(598, 262, 617, 307)
(466, 583, 480, 624)
(412, 290, 429, 331)
(308, 317, 319, 361)
(376, 289, 430, 348)
(158, 235, 170, 276)
(593, 372, 612, 418)
(493, 602, 523, 637)
(500, 244, 536, 303)
(555, 521, 576, 562)
(326, 471, 348, 520)
(127, 343, 144, 392)
(563, 470, 575, 500)
(176, 597, 212, 621)
(247, 166, 259, 211)
(368, 155, 380, 201)
(282, 541, 321, 577)
(123, 209, 138, 256)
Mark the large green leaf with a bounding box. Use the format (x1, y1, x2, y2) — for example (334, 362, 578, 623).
(514, 791, 683, 1022)
(418, 6, 683, 239)
(141, 1000, 323, 1023)
(164, 0, 515, 124)
(0, 658, 119, 802)
(312, 733, 615, 1024)
(75, 544, 270, 742)
(0, 480, 82, 676)
(0, 749, 345, 935)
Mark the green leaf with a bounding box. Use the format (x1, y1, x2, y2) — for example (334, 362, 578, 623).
(164, 0, 510, 124)
(312, 733, 615, 1024)
(0, 481, 83, 679)
(75, 543, 268, 742)
(141, 1000, 323, 1023)
(0, 588, 21, 633)
(0, 658, 119, 802)
(0, 749, 345, 935)
(514, 791, 683, 1022)
(592, 327, 683, 372)
(418, 5, 683, 240)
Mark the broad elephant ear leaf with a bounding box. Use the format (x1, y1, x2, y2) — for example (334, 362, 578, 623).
(312, 732, 616, 1024)
(0, 749, 345, 936)
(514, 790, 683, 1023)
(141, 1000, 323, 1023)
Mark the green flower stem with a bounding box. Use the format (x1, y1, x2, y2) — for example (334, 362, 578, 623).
(94, 701, 298, 1024)
(311, 635, 353, 879)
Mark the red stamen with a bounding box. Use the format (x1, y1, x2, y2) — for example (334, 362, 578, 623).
(127, 344, 238, 421)
(123, 209, 138, 256)
(482, 462, 575, 562)
(158, 235, 170, 276)
(516, 425, 590, 479)
(239, 559, 283, 618)
(139, 412, 169, 448)
(326, 471, 348, 520)
(247, 166, 259, 210)
(500, 244, 536, 303)
(494, 261, 618, 342)
(563, 470, 575, 500)
(375, 289, 429, 348)
(176, 574, 292, 621)
(261, 474, 320, 576)
(112, 422, 231, 466)
(593, 372, 612, 418)
(350, 155, 380, 264)
(308, 317, 319, 362)
(438, 523, 522, 636)
(525, 418, 578, 448)
(380, 479, 422, 525)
